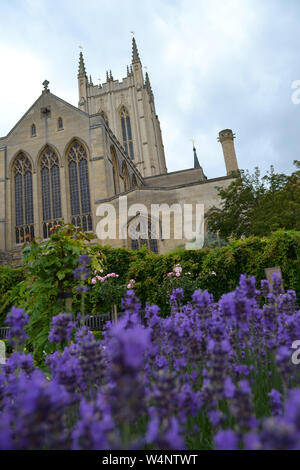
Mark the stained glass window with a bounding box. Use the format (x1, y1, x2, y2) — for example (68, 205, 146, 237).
(31, 124, 36, 137)
(41, 147, 62, 239)
(68, 141, 92, 232)
(120, 107, 134, 160)
(14, 154, 34, 244)
(58, 117, 63, 130)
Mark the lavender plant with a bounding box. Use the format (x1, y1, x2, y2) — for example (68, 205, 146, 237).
(0, 272, 300, 450)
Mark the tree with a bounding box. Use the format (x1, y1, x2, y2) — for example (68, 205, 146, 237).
(206, 161, 300, 239)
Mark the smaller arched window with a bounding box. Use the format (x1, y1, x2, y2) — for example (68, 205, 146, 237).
(58, 117, 63, 130)
(128, 216, 158, 253)
(120, 107, 134, 160)
(31, 124, 36, 137)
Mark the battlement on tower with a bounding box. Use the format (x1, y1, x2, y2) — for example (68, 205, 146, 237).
(87, 75, 136, 97)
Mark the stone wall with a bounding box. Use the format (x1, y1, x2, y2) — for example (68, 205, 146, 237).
(0, 250, 12, 266)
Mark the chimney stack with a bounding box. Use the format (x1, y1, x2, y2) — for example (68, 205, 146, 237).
(218, 129, 238, 175)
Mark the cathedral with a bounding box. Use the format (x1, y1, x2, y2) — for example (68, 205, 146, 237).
(0, 38, 239, 262)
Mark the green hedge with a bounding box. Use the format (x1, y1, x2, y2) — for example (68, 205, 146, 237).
(96, 230, 300, 306)
(0, 230, 299, 324)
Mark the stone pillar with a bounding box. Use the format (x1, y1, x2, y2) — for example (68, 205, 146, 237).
(218, 129, 239, 175)
(60, 166, 68, 223)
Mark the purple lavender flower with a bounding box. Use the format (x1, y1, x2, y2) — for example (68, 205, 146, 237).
(261, 279, 270, 297)
(75, 328, 105, 393)
(5, 307, 29, 348)
(121, 289, 142, 326)
(269, 389, 283, 416)
(239, 274, 259, 299)
(272, 272, 283, 296)
(226, 379, 255, 432)
(46, 347, 82, 394)
(276, 346, 293, 385)
(78, 254, 91, 267)
(73, 266, 90, 281)
(170, 288, 184, 307)
(146, 410, 185, 450)
(75, 285, 90, 293)
(3, 352, 35, 377)
(0, 370, 72, 449)
(214, 430, 239, 450)
(49, 313, 75, 344)
(72, 397, 115, 450)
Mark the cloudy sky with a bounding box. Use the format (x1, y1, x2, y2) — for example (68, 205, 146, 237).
(0, 0, 299, 178)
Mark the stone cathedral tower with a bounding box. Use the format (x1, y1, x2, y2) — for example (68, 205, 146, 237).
(77, 38, 167, 178)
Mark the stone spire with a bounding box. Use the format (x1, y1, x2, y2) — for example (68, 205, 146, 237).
(78, 51, 87, 78)
(193, 142, 207, 179)
(109, 70, 113, 81)
(132, 37, 141, 64)
(89, 75, 93, 86)
(193, 143, 200, 169)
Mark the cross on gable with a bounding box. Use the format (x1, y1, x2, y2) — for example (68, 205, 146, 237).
(42, 80, 50, 92)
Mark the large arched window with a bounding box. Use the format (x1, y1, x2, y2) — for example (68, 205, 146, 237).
(68, 141, 92, 232)
(128, 216, 158, 253)
(40, 147, 62, 239)
(14, 154, 34, 244)
(120, 107, 134, 160)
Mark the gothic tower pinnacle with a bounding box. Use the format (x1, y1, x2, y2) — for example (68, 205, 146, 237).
(145, 72, 153, 100)
(78, 51, 87, 78)
(131, 37, 143, 88)
(132, 37, 141, 64)
(77, 50, 88, 111)
(192, 142, 206, 179)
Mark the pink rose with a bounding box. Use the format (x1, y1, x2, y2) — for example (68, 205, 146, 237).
(92, 278, 97, 284)
(176, 272, 181, 277)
